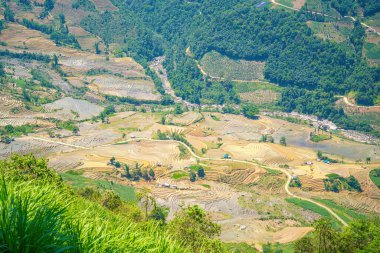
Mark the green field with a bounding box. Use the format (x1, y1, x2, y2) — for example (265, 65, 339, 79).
(200, 51, 265, 81)
(171, 171, 188, 180)
(234, 81, 282, 108)
(348, 112, 380, 129)
(310, 134, 331, 142)
(304, 0, 341, 18)
(364, 42, 380, 59)
(277, 0, 293, 7)
(307, 21, 348, 43)
(369, 168, 380, 189)
(61, 172, 136, 202)
(312, 198, 366, 224)
(286, 198, 341, 227)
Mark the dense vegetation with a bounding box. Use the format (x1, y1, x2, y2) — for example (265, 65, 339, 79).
(78, 0, 380, 133)
(369, 168, 380, 189)
(323, 173, 362, 192)
(319, 0, 380, 16)
(294, 218, 380, 253)
(0, 154, 227, 252)
(21, 18, 80, 48)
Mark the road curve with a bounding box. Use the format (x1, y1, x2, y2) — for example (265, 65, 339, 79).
(117, 137, 348, 226)
(270, 0, 379, 35)
(21, 135, 347, 226)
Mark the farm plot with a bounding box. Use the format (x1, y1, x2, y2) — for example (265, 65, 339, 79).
(44, 97, 104, 120)
(307, 21, 349, 43)
(220, 218, 311, 245)
(200, 51, 265, 81)
(169, 112, 203, 126)
(0, 23, 158, 101)
(0, 94, 24, 118)
(89, 75, 160, 101)
(0, 137, 74, 160)
(92, 0, 119, 12)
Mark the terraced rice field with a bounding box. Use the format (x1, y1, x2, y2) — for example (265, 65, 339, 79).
(299, 176, 325, 192)
(44, 97, 104, 120)
(89, 75, 159, 101)
(170, 112, 203, 126)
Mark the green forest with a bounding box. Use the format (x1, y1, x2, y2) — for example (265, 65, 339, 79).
(79, 0, 380, 134)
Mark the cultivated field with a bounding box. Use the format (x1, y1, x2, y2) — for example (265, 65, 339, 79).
(3, 109, 380, 247)
(200, 51, 265, 81)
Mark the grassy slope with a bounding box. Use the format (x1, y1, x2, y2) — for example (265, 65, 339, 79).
(312, 198, 366, 224)
(1, 178, 187, 252)
(369, 169, 380, 189)
(61, 172, 136, 202)
(285, 197, 341, 227)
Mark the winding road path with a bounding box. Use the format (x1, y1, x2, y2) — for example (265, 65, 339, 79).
(29, 134, 347, 226)
(117, 137, 349, 226)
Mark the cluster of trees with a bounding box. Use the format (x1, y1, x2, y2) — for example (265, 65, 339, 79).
(72, 0, 96, 11)
(56, 120, 79, 135)
(0, 124, 36, 143)
(323, 173, 362, 192)
(154, 130, 195, 151)
(289, 176, 302, 188)
(321, 0, 380, 16)
(124, 162, 155, 182)
(108, 157, 156, 182)
(21, 17, 80, 48)
(39, 0, 55, 19)
(293, 218, 380, 253)
(0, 49, 51, 62)
(99, 105, 116, 123)
(79, 0, 379, 135)
(279, 87, 376, 134)
(188, 165, 206, 182)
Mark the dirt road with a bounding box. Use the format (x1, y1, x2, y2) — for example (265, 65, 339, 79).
(337, 95, 380, 109)
(270, 0, 379, 35)
(32, 133, 347, 226)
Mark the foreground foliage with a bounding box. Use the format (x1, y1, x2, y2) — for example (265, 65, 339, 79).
(294, 218, 380, 253)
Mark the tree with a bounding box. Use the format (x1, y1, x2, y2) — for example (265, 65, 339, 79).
(58, 13, 65, 24)
(174, 104, 183, 115)
(95, 42, 101, 54)
(137, 188, 155, 220)
(197, 167, 205, 178)
(189, 171, 196, 182)
(72, 126, 79, 135)
(242, 104, 259, 119)
(4, 6, 15, 22)
(280, 137, 287, 146)
(314, 218, 338, 253)
(168, 205, 223, 253)
(317, 150, 323, 159)
(366, 157, 371, 164)
(294, 237, 314, 253)
(0, 63, 5, 77)
(161, 116, 166, 125)
(124, 164, 131, 178)
(52, 54, 59, 67)
(110, 157, 116, 165)
(132, 162, 142, 181)
(102, 190, 122, 210)
(114, 161, 121, 168)
(150, 205, 166, 223)
(0, 154, 61, 183)
(149, 168, 155, 179)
